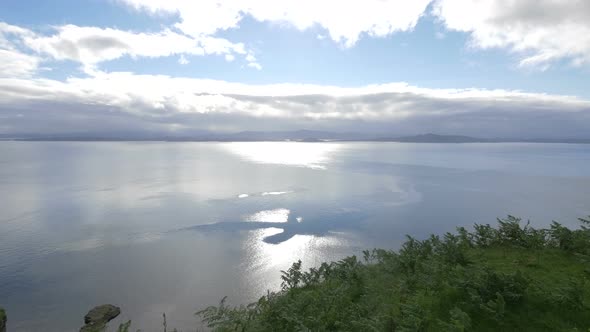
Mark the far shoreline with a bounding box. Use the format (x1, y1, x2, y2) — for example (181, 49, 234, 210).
(2, 139, 590, 144)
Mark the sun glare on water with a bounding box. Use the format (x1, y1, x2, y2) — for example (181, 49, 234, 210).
(223, 142, 341, 169)
(246, 208, 291, 223)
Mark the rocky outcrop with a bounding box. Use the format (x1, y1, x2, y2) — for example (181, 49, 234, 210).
(0, 308, 6, 332)
(79, 304, 120, 332)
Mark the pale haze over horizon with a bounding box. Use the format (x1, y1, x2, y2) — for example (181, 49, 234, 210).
(1, 0, 590, 138)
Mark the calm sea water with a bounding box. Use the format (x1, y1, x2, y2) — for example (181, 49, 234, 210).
(1, 142, 589, 331)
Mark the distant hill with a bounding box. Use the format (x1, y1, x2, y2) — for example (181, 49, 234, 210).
(374, 133, 486, 143)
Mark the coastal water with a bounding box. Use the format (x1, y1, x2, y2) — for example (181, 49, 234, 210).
(1, 141, 589, 331)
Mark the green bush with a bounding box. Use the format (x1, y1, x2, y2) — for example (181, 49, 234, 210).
(197, 216, 590, 331)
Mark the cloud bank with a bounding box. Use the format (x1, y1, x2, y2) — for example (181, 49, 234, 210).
(1, 73, 589, 138)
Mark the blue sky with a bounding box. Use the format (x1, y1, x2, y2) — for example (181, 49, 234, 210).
(0, 0, 589, 137)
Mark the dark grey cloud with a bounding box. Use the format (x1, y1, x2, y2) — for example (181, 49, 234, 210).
(1, 75, 589, 138)
(78, 36, 129, 51)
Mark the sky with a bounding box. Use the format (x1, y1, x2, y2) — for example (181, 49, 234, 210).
(0, 0, 589, 138)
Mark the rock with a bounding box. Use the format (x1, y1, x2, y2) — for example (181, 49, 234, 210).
(0, 308, 6, 332)
(80, 304, 120, 332)
(83, 304, 120, 325)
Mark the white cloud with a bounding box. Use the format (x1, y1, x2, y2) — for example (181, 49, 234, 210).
(244, 53, 261, 69)
(4, 0, 590, 75)
(0, 73, 588, 137)
(224, 54, 235, 62)
(0, 22, 35, 40)
(0, 49, 40, 77)
(178, 54, 189, 65)
(4, 1, 588, 74)
(44, 27, 189, 62)
(245, 53, 256, 62)
(117, 0, 432, 47)
(115, 0, 590, 68)
(0, 21, 252, 71)
(433, 0, 590, 67)
(21, 24, 247, 66)
(247, 62, 262, 70)
(0, 23, 41, 77)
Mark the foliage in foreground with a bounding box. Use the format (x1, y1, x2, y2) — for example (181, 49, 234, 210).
(0, 307, 6, 329)
(197, 216, 590, 331)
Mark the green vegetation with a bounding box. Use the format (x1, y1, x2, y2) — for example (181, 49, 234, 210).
(197, 216, 590, 331)
(0, 307, 6, 332)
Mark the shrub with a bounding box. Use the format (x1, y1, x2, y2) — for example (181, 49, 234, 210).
(196, 216, 590, 332)
(473, 223, 498, 247)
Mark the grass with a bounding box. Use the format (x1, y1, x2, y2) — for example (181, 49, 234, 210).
(466, 247, 590, 331)
(197, 216, 590, 331)
(0, 307, 5, 332)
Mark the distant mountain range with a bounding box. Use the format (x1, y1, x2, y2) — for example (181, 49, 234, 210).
(373, 133, 590, 144)
(2, 131, 590, 143)
(373, 133, 485, 143)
